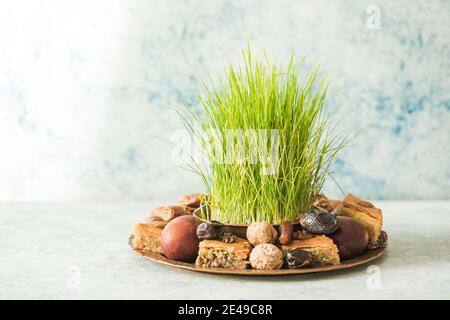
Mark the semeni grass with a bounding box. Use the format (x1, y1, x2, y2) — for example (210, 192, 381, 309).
(178, 49, 349, 224)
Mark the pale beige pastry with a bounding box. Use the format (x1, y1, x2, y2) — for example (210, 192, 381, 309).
(195, 238, 253, 270)
(281, 235, 340, 265)
(131, 223, 163, 254)
(338, 193, 382, 241)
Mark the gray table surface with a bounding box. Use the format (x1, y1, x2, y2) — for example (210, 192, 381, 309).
(0, 201, 449, 299)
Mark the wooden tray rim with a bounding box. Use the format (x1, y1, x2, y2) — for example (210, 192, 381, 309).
(130, 235, 386, 276)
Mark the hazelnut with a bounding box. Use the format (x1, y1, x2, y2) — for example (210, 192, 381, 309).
(246, 222, 278, 245)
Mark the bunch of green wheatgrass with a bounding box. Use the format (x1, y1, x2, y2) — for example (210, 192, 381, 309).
(178, 49, 349, 224)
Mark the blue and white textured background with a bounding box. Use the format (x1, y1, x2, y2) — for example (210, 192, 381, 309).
(0, 0, 449, 202)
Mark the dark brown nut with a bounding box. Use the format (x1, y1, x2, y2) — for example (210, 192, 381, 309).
(367, 230, 388, 250)
(278, 222, 294, 245)
(151, 206, 191, 222)
(285, 249, 312, 269)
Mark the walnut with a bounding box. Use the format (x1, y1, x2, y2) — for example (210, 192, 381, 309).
(249, 244, 283, 270)
(246, 222, 278, 245)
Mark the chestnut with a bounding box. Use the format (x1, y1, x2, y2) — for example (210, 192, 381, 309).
(160, 215, 200, 262)
(329, 216, 369, 260)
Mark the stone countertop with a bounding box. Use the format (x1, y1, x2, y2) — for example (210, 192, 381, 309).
(0, 201, 449, 299)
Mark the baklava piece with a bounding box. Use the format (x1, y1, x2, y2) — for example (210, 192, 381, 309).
(281, 235, 340, 266)
(314, 194, 342, 212)
(132, 223, 163, 254)
(338, 193, 382, 241)
(195, 238, 253, 270)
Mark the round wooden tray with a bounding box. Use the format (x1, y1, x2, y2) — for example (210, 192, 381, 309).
(129, 235, 386, 276)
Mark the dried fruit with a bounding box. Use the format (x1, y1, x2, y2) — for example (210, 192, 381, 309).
(249, 244, 283, 270)
(300, 209, 339, 235)
(367, 230, 388, 250)
(329, 216, 369, 260)
(246, 222, 278, 245)
(278, 222, 294, 245)
(285, 249, 312, 269)
(196, 221, 225, 240)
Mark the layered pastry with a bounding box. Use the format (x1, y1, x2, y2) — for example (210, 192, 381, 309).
(195, 238, 253, 270)
(338, 193, 382, 241)
(131, 223, 163, 254)
(281, 235, 340, 265)
(314, 195, 342, 212)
